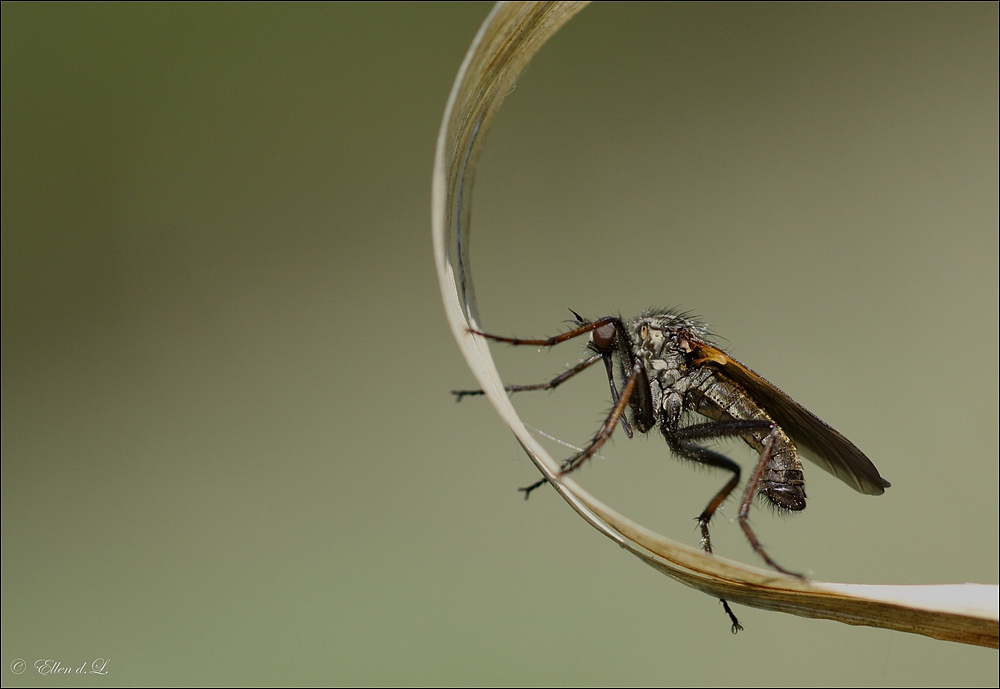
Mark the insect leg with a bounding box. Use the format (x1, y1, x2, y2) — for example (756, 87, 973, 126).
(668, 419, 784, 633)
(451, 353, 603, 401)
(736, 431, 804, 579)
(466, 316, 619, 348)
(670, 419, 773, 545)
(519, 360, 641, 498)
(671, 420, 802, 576)
(670, 442, 743, 634)
(667, 440, 740, 553)
(601, 354, 633, 438)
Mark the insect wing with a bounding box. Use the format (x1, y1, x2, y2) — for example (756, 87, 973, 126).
(691, 343, 888, 495)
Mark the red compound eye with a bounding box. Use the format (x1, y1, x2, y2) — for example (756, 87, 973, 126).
(592, 322, 616, 351)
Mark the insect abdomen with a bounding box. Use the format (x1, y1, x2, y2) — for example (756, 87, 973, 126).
(690, 374, 807, 511)
(760, 466, 806, 511)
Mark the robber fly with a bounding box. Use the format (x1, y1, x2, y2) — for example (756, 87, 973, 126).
(453, 308, 890, 632)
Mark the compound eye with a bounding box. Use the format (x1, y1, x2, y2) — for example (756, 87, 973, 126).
(592, 322, 616, 351)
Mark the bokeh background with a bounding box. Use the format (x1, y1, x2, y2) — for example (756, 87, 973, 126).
(3, 3, 996, 685)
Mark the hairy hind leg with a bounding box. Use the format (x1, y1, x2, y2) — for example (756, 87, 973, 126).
(736, 432, 803, 579)
(668, 418, 786, 633)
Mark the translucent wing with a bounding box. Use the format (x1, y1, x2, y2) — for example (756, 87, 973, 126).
(691, 343, 889, 495)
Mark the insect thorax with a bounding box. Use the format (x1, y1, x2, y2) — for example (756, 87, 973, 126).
(624, 309, 713, 426)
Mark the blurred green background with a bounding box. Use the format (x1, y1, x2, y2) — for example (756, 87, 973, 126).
(3, 3, 996, 685)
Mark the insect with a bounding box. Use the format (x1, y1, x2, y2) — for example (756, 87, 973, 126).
(453, 308, 890, 632)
